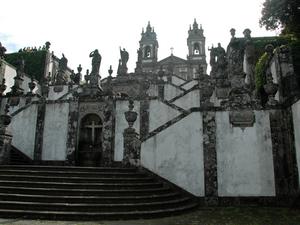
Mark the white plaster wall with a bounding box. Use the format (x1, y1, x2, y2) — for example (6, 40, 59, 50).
(149, 100, 181, 132)
(181, 80, 198, 90)
(114, 100, 140, 161)
(292, 100, 300, 185)
(216, 111, 275, 196)
(164, 84, 184, 101)
(172, 76, 186, 86)
(42, 103, 69, 160)
(172, 89, 200, 110)
(141, 112, 204, 196)
(3, 63, 16, 94)
(48, 86, 69, 100)
(10, 104, 38, 159)
(3, 63, 40, 95)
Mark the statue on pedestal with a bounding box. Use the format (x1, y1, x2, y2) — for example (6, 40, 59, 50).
(89, 49, 101, 75)
(118, 47, 129, 75)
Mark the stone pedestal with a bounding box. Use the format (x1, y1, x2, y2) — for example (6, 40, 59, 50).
(123, 127, 141, 167)
(0, 127, 12, 165)
(0, 112, 12, 165)
(123, 100, 141, 167)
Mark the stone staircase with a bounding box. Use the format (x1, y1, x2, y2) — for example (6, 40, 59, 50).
(0, 165, 198, 220)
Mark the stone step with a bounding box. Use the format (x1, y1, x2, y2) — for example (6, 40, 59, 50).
(0, 165, 198, 220)
(0, 197, 191, 212)
(0, 180, 163, 189)
(0, 203, 198, 220)
(0, 169, 144, 177)
(0, 165, 137, 173)
(0, 174, 153, 183)
(0, 192, 182, 204)
(0, 185, 172, 196)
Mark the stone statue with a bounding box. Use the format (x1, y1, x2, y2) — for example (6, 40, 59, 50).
(55, 54, 68, 85)
(120, 47, 129, 68)
(89, 49, 101, 75)
(58, 54, 68, 72)
(216, 43, 226, 65)
(230, 28, 236, 40)
(118, 47, 129, 75)
(0, 42, 6, 59)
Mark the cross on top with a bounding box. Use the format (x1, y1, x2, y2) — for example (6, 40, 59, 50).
(170, 47, 174, 55)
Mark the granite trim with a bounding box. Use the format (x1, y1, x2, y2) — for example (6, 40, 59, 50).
(202, 111, 218, 205)
(270, 109, 299, 196)
(33, 101, 46, 161)
(139, 99, 149, 140)
(65, 101, 79, 165)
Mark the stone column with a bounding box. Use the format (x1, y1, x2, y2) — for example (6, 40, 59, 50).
(66, 100, 79, 166)
(157, 67, 165, 100)
(123, 99, 141, 167)
(202, 111, 218, 205)
(270, 109, 299, 200)
(0, 105, 12, 165)
(33, 99, 46, 162)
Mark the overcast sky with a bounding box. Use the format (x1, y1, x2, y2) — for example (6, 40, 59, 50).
(0, 0, 277, 77)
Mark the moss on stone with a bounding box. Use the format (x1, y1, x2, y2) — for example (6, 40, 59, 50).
(5, 50, 47, 82)
(255, 52, 268, 91)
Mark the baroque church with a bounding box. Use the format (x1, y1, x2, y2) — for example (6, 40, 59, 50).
(0, 19, 299, 219)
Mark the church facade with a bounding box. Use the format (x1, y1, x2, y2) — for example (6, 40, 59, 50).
(0, 20, 300, 204)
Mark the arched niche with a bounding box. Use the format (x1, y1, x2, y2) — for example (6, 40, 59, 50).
(77, 113, 102, 166)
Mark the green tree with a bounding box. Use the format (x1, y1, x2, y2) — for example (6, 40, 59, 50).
(259, 0, 300, 37)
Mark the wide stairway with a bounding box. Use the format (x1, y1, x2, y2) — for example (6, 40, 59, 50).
(0, 165, 198, 220)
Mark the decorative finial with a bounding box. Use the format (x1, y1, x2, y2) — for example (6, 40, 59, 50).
(193, 18, 198, 29)
(108, 65, 113, 76)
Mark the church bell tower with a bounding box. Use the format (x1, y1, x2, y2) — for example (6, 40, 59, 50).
(137, 22, 159, 73)
(187, 19, 207, 74)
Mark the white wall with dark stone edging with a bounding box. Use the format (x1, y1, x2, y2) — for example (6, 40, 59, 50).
(172, 89, 200, 110)
(181, 80, 198, 90)
(10, 104, 38, 159)
(164, 84, 184, 101)
(42, 103, 69, 160)
(141, 112, 204, 196)
(172, 76, 186, 86)
(114, 100, 140, 162)
(292, 100, 300, 185)
(216, 111, 275, 196)
(149, 99, 181, 132)
(48, 86, 69, 100)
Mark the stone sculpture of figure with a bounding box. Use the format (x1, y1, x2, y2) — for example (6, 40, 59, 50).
(243, 28, 251, 40)
(216, 43, 226, 64)
(89, 49, 101, 75)
(59, 54, 68, 72)
(120, 47, 129, 68)
(230, 28, 236, 40)
(0, 42, 7, 59)
(55, 54, 68, 85)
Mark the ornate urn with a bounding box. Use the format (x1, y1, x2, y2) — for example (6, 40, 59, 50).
(0, 104, 11, 127)
(124, 99, 137, 128)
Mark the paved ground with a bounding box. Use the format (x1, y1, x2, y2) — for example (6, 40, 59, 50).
(0, 207, 300, 225)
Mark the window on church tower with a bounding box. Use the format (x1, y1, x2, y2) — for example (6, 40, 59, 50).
(193, 43, 200, 55)
(144, 46, 151, 58)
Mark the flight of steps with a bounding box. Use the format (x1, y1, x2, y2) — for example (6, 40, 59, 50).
(0, 165, 198, 220)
